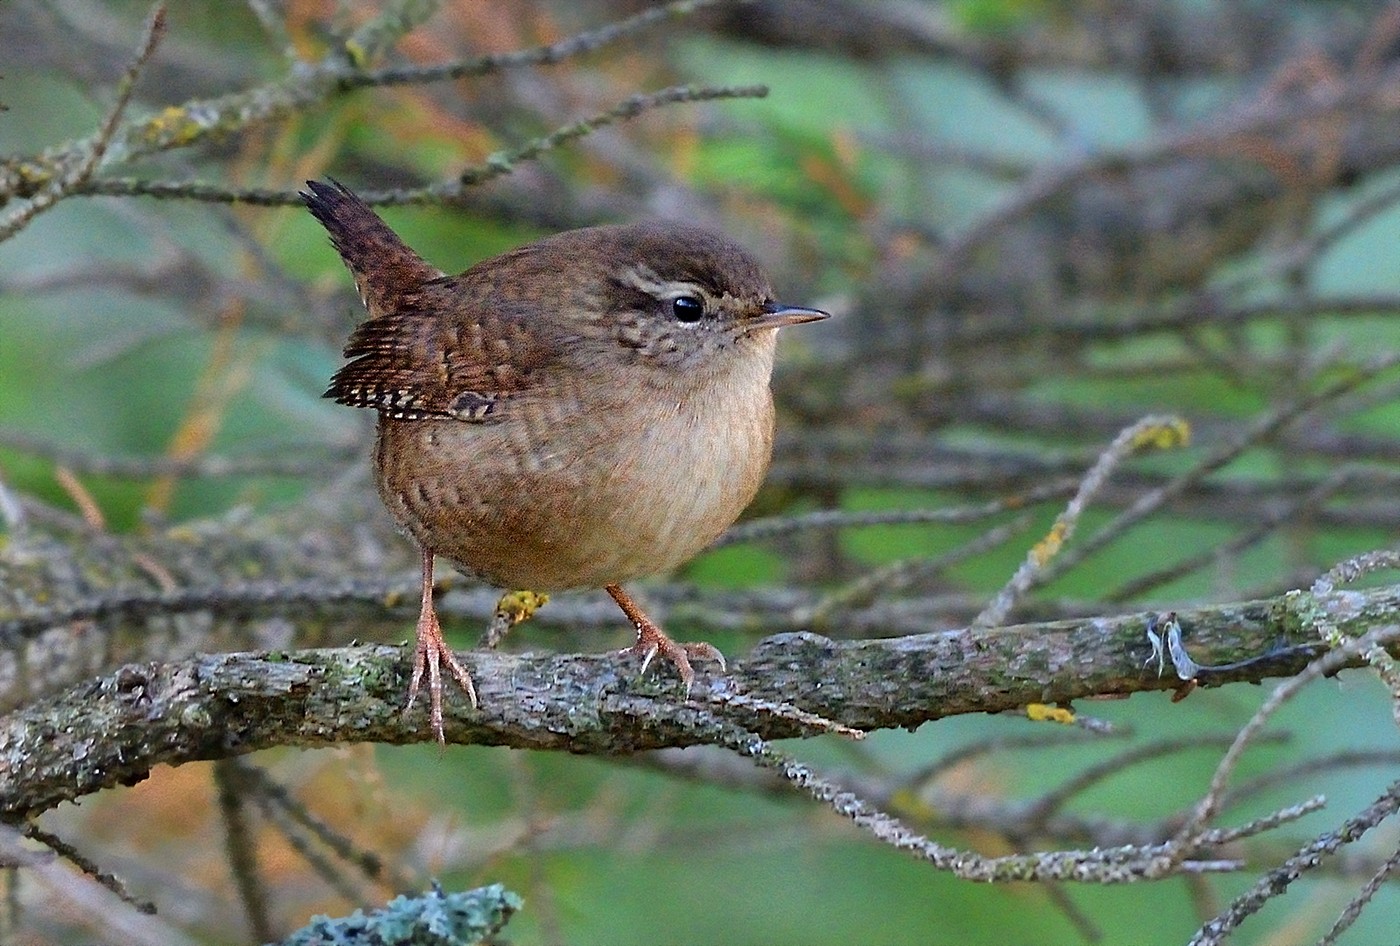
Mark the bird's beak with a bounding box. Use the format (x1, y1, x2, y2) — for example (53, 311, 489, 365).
(745, 301, 830, 331)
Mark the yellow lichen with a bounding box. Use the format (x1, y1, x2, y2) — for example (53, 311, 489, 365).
(1131, 417, 1191, 452)
(143, 106, 206, 148)
(343, 39, 370, 69)
(1030, 521, 1068, 566)
(1026, 703, 1075, 724)
(495, 589, 550, 626)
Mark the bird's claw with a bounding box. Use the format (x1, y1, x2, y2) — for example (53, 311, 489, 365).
(407, 611, 477, 744)
(622, 622, 726, 696)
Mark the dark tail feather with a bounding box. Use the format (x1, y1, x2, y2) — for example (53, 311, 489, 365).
(301, 179, 441, 320)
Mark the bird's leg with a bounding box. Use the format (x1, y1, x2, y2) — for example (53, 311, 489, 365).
(406, 547, 477, 742)
(605, 584, 725, 694)
(479, 589, 551, 649)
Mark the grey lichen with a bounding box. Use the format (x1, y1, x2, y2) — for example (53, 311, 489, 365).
(273, 882, 521, 946)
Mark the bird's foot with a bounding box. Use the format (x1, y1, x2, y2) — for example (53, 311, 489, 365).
(605, 584, 725, 696)
(406, 606, 477, 743)
(621, 616, 726, 696)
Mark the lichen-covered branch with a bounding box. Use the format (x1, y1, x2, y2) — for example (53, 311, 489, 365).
(2, 580, 1392, 822)
(0, 0, 733, 208)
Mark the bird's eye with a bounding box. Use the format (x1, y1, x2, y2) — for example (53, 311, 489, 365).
(671, 295, 704, 323)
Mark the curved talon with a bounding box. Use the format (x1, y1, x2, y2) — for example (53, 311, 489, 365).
(687, 642, 727, 672)
(633, 641, 662, 677)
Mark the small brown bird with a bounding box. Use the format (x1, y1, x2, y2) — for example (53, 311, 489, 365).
(304, 180, 826, 740)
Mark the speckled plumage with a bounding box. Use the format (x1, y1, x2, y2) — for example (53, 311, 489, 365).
(304, 179, 826, 740)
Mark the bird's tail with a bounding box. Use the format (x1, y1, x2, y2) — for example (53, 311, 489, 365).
(301, 179, 443, 320)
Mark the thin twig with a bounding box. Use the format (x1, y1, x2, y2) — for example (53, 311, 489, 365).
(1196, 795, 1327, 847)
(1107, 469, 1354, 603)
(85, 84, 769, 206)
(343, 0, 737, 89)
(340, 0, 445, 65)
(0, 577, 395, 644)
(1189, 779, 1400, 946)
(974, 416, 1188, 628)
(214, 760, 274, 942)
(930, 69, 1400, 284)
(721, 723, 1240, 883)
(19, 825, 155, 915)
(1316, 841, 1400, 946)
(0, 4, 166, 241)
(713, 479, 1073, 548)
(910, 730, 1120, 788)
(801, 517, 1030, 628)
(52, 467, 106, 531)
(0, 428, 356, 478)
(1022, 734, 1288, 825)
(2, 0, 729, 200)
(1032, 353, 1400, 593)
(1171, 624, 1400, 855)
(1225, 750, 1400, 810)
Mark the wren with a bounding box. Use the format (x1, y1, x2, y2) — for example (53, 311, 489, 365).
(304, 180, 827, 741)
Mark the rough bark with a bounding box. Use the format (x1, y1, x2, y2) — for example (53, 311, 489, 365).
(3, 579, 1388, 822)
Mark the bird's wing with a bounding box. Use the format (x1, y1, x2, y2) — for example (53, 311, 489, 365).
(324, 280, 559, 422)
(304, 179, 562, 421)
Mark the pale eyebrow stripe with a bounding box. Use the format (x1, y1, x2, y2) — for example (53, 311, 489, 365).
(617, 264, 712, 300)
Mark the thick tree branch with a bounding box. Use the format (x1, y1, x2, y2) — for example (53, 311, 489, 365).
(4, 581, 1391, 822)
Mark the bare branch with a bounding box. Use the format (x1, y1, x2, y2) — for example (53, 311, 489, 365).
(1, 580, 1392, 821)
(1317, 843, 1400, 946)
(1189, 779, 1400, 946)
(0, 3, 166, 241)
(345, 0, 737, 89)
(0, 0, 740, 205)
(1172, 623, 1400, 854)
(81, 84, 770, 206)
(20, 825, 155, 915)
(975, 416, 1189, 627)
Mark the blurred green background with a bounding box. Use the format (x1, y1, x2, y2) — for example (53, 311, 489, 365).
(2, 1, 1399, 944)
